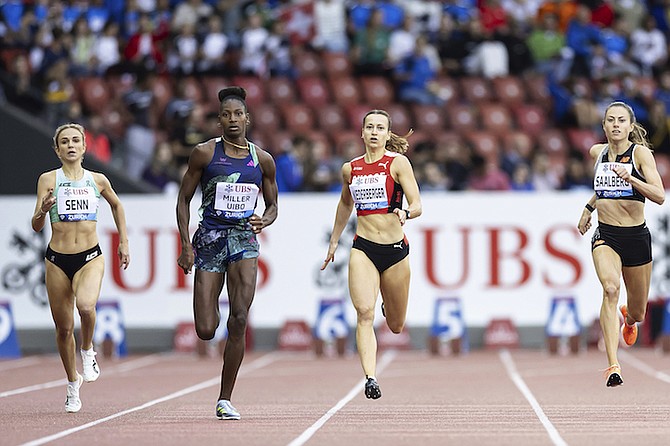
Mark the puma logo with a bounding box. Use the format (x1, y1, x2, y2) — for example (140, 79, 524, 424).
(85, 251, 99, 261)
(378, 161, 389, 169)
(393, 242, 403, 249)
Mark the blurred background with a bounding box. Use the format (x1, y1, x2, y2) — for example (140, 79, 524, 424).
(1, 0, 670, 358)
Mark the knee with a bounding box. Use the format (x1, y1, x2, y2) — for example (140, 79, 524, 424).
(386, 320, 405, 334)
(602, 281, 620, 302)
(356, 307, 375, 326)
(54, 324, 74, 342)
(77, 303, 96, 320)
(628, 306, 646, 323)
(195, 321, 217, 340)
(227, 312, 248, 339)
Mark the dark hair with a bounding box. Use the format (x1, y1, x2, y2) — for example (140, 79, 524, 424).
(218, 86, 247, 111)
(363, 109, 413, 154)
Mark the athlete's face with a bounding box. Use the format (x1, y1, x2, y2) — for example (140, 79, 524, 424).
(54, 127, 86, 163)
(603, 105, 633, 142)
(219, 99, 249, 138)
(362, 114, 390, 149)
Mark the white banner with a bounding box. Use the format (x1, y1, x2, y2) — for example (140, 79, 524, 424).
(1, 192, 669, 329)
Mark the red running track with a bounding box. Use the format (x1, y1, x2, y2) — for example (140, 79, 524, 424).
(1, 347, 669, 446)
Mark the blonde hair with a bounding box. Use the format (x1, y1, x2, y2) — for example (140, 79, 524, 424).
(52, 123, 86, 149)
(363, 109, 413, 154)
(604, 101, 651, 148)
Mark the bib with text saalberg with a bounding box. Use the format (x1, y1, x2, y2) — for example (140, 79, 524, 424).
(57, 186, 99, 221)
(594, 162, 633, 198)
(214, 182, 260, 219)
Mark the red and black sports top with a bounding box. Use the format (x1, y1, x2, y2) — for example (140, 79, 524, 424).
(348, 151, 404, 216)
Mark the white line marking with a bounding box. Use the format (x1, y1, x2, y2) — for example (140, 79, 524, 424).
(0, 354, 164, 398)
(619, 350, 670, 384)
(19, 352, 280, 446)
(499, 349, 568, 446)
(287, 350, 397, 446)
(0, 357, 43, 372)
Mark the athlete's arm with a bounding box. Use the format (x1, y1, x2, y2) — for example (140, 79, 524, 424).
(322, 163, 354, 270)
(250, 149, 278, 234)
(628, 145, 665, 205)
(32, 171, 55, 232)
(97, 173, 130, 269)
(391, 155, 422, 224)
(176, 141, 211, 274)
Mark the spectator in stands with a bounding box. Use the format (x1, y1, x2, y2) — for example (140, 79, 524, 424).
(564, 4, 603, 78)
(434, 13, 474, 77)
(536, 0, 578, 32)
(123, 12, 169, 73)
(265, 20, 296, 78)
(238, 12, 270, 77)
(0, 52, 43, 115)
(478, 0, 508, 35)
(462, 17, 509, 78)
(303, 139, 339, 192)
(530, 152, 561, 190)
(43, 58, 74, 128)
(577, 101, 665, 388)
(312, 0, 349, 53)
(213, 0, 243, 47)
(393, 35, 444, 106)
(31, 122, 130, 413)
(168, 22, 199, 75)
(441, 138, 471, 190)
(509, 163, 535, 191)
(197, 14, 229, 75)
(598, 16, 640, 78)
(92, 21, 121, 75)
(419, 160, 449, 191)
(493, 19, 534, 75)
(176, 86, 278, 421)
(171, 0, 213, 33)
(350, 8, 392, 77)
(69, 17, 97, 76)
(84, 114, 113, 164)
(561, 156, 592, 190)
(500, 0, 542, 26)
(629, 15, 668, 78)
(611, 0, 646, 32)
(142, 140, 178, 191)
(387, 15, 416, 67)
(322, 109, 421, 401)
(85, 0, 110, 35)
(275, 135, 306, 193)
(526, 13, 565, 75)
(648, 99, 670, 156)
(122, 69, 157, 180)
(467, 154, 511, 190)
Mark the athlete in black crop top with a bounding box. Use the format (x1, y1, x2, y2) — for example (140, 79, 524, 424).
(577, 101, 665, 388)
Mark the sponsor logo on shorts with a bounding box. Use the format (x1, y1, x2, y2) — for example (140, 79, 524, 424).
(85, 251, 99, 262)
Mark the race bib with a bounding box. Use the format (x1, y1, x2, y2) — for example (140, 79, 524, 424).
(349, 173, 389, 211)
(594, 162, 633, 198)
(214, 182, 259, 218)
(57, 186, 98, 221)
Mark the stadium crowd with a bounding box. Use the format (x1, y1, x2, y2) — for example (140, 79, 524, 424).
(2, 0, 670, 193)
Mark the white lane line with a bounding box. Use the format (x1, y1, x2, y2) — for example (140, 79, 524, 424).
(619, 350, 670, 384)
(19, 352, 280, 446)
(0, 357, 44, 372)
(0, 354, 164, 398)
(499, 349, 568, 446)
(287, 350, 397, 446)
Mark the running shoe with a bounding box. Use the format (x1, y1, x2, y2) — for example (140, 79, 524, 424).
(365, 377, 382, 399)
(216, 400, 241, 420)
(65, 373, 83, 413)
(619, 305, 638, 346)
(604, 364, 623, 388)
(81, 349, 100, 382)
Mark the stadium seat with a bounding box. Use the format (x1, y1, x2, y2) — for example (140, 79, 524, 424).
(445, 104, 479, 133)
(316, 104, 348, 133)
(151, 76, 174, 116)
(266, 76, 298, 103)
(267, 130, 294, 153)
(386, 103, 412, 133)
(460, 77, 492, 103)
(566, 128, 602, 157)
(293, 50, 323, 77)
(106, 73, 135, 100)
(411, 104, 446, 132)
(359, 76, 395, 107)
(250, 103, 281, 133)
(344, 103, 373, 129)
(434, 131, 464, 148)
(479, 102, 514, 135)
(76, 77, 112, 114)
(492, 76, 526, 105)
(231, 76, 266, 108)
(538, 128, 570, 158)
(180, 76, 204, 104)
(502, 131, 536, 158)
(432, 76, 460, 103)
(514, 104, 547, 137)
(296, 76, 331, 107)
(323, 52, 352, 79)
(98, 106, 127, 140)
(465, 131, 500, 162)
(329, 76, 361, 107)
(332, 130, 362, 155)
(524, 74, 551, 109)
(278, 102, 315, 134)
(636, 77, 657, 105)
(201, 76, 229, 111)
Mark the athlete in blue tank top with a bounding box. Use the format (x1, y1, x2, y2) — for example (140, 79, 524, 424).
(176, 86, 278, 421)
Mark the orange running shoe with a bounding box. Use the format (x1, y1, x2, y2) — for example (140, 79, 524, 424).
(603, 364, 623, 387)
(620, 305, 638, 346)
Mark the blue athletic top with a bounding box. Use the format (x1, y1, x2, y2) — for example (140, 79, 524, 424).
(49, 168, 100, 223)
(199, 138, 262, 230)
(593, 144, 645, 203)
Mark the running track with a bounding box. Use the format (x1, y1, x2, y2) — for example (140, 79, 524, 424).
(1, 347, 669, 446)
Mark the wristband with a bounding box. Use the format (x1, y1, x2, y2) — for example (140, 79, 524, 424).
(585, 204, 595, 213)
(404, 209, 410, 219)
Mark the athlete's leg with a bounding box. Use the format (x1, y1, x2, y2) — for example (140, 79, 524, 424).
(72, 256, 105, 350)
(46, 261, 78, 382)
(193, 270, 225, 340)
(219, 258, 257, 401)
(622, 262, 652, 324)
(592, 246, 623, 367)
(348, 249, 381, 378)
(379, 257, 410, 333)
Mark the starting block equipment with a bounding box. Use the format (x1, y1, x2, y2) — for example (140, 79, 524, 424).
(545, 297, 581, 355)
(278, 320, 313, 351)
(313, 299, 349, 357)
(376, 322, 412, 350)
(484, 318, 519, 349)
(0, 301, 20, 358)
(427, 297, 468, 356)
(94, 300, 127, 358)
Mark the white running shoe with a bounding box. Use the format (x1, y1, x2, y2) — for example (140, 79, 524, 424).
(65, 373, 83, 413)
(216, 400, 241, 420)
(81, 349, 100, 382)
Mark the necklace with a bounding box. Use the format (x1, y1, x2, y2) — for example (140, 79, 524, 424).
(222, 137, 249, 150)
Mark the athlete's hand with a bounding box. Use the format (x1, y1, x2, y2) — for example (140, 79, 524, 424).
(177, 247, 194, 274)
(612, 164, 631, 182)
(249, 214, 265, 234)
(577, 210, 592, 235)
(41, 188, 56, 214)
(321, 243, 337, 270)
(393, 208, 407, 226)
(117, 242, 130, 270)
